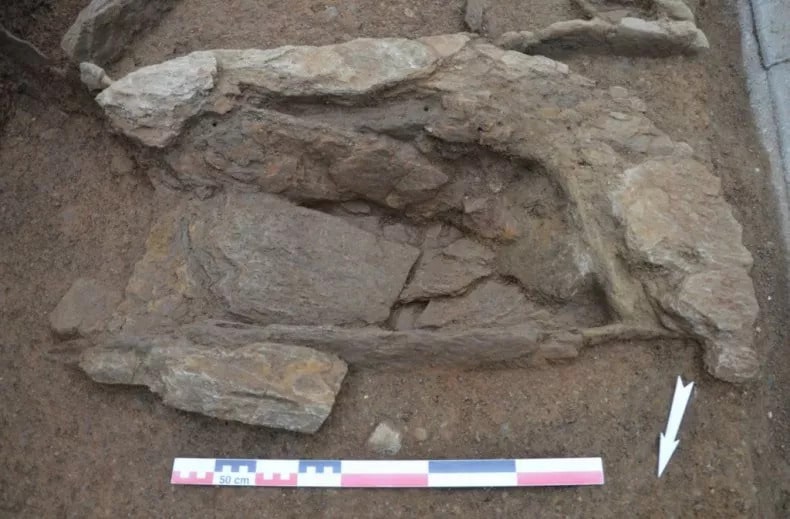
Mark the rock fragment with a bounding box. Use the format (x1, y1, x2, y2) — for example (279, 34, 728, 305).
(49, 278, 121, 338)
(80, 62, 113, 91)
(61, 0, 176, 65)
(367, 422, 402, 455)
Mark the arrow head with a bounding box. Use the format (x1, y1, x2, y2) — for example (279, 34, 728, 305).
(657, 432, 680, 477)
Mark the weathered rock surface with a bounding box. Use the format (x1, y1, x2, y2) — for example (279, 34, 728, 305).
(613, 158, 759, 382)
(89, 35, 759, 382)
(50, 278, 121, 338)
(172, 319, 582, 367)
(61, 0, 176, 65)
(97, 52, 217, 147)
(81, 339, 347, 433)
(400, 239, 494, 302)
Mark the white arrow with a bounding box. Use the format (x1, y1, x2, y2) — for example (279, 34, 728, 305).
(657, 376, 694, 478)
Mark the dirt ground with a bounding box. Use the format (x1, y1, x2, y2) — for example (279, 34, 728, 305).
(1, 0, 789, 517)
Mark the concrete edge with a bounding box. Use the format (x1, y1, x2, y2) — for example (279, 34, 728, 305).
(737, 0, 790, 285)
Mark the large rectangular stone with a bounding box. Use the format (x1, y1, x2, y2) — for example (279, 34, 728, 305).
(752, 0, 790, 67)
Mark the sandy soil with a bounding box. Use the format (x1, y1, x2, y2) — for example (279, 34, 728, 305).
(1, 0, 788, 517)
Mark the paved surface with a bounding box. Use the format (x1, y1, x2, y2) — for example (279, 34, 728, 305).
(739, 0, 790, 274)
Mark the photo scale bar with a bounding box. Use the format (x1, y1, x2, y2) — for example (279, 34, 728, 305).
(171, 457, 605, 488)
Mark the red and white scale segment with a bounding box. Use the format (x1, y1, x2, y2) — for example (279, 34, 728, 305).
(171, 457, 604, 488)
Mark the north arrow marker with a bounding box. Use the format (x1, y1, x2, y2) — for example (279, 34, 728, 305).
(657, 376, 694, 477)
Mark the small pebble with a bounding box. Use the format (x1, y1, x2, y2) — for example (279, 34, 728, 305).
(414, 427, 428, 442)
(367, 421, 402, 455)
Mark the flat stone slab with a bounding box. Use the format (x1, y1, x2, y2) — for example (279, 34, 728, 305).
(116, 192, 420, 330)
(752, 0, 790, 67)
(81, 339, 347, 433)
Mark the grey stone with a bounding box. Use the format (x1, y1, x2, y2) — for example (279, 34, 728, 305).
(653, 0, 695, 21)
(416, 280, 537, 329)
(214, 37, 453, 97)
(616, 18, 708, 55)
(752, 0, 790, 67)
(96, 52, 217, 147)
(80, 62, 113, 90)
(61, 0, 175, 65)
(413, 427, 429, 442)
(50, 278, 121, 338)
(497, 16, 708, 56)
(80, 339, 347, 433)
(367, 422, 402, 455)
(400, 239, 495, 302)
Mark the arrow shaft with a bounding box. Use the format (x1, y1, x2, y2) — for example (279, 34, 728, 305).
(664, 382, 693, 439)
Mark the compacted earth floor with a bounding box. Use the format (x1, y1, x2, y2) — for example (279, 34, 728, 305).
(1, 0, 789, 517)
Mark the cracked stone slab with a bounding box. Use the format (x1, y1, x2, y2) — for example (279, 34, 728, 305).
(81, 339, 347, 433)
(114, 192, 420, 332)
(399, 238, 495, 302)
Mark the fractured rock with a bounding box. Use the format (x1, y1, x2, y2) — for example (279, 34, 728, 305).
(81, 339, 347, 433)
(416, 280, 539, 329)
(61, 0, 176, 65)
(190, 193, 420, 326)
(400, 238, 495, 302)
(50, 278, 121, 338)
(115, 192, 420, 331)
